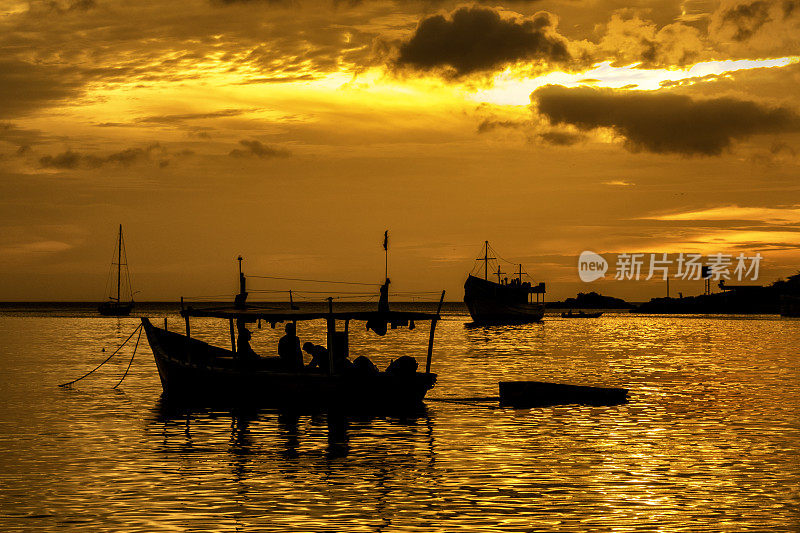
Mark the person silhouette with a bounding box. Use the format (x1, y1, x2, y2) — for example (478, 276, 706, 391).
(278, 322, 303, 371)
(236, 320, 259, 362)
(303, 342, 329, 373)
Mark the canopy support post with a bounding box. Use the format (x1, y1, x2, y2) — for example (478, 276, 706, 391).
(327, 297, 335, 375)
(229, 318, 236, 353)
(426, 290, 446, 374)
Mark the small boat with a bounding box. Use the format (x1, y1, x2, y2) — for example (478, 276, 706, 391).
(561, 310, 603, 318)
(463, 241, 546, 324)
(499, 381, 628, 407)
(141, 260, 445, 408)
(98, 224, 134, 316)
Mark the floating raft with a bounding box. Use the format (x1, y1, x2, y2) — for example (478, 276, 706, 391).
(499, 381, 628, 407)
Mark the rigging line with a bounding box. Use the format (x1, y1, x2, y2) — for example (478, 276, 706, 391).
(182, 295, 235, 299)
(265, 290, 377, 295)
(112, 326, 142, 389)
(389, 291, 442, 294)
(246, 275, 379, 286)
(487, 243, 530, 269)
(58, 324, 143, 388)
(245, 289, 297, 293)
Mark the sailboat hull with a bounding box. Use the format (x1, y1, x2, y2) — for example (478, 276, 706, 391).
(98, 301, 134, 316)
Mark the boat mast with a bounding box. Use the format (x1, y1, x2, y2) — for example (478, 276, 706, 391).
(116, 224, 122, 303)
(484, 241, 488, 280)
(477, 241, 495, 281)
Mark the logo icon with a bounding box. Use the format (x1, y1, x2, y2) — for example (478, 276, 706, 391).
(578, 251, 607, 282)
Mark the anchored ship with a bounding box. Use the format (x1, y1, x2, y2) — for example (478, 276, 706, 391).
(463, 241, 546, 324)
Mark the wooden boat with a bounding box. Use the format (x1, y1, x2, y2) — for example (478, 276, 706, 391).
(98, 224, 134, 316)
(141, 261, 444, 408)
(561, 310, 603, 318)
(464, 241, 546, 324)
(499, 381, 628, 407)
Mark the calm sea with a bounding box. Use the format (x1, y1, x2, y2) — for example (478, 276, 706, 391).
(0, 304, 798, 532)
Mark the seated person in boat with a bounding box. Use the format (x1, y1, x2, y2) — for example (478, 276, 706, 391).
(302, 341, 355, 373)
(278, 322, 304, 371)
(303, 342, 329, 372)
(236, 321, 260, 362)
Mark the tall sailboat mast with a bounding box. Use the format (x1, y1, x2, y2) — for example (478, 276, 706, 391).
(117, 224, 122, 302)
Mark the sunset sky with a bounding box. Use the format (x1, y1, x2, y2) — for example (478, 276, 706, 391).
(1, 0, 799, 301)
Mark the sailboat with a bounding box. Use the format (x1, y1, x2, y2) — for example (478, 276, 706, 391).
(463, 241, 546, 324)
(98, 224, 134, 316)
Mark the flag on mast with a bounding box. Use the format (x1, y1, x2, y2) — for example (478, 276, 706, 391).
(383, 230, 388, 251)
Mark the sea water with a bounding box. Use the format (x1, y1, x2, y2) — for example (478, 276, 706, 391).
(0, 305, 798, 531)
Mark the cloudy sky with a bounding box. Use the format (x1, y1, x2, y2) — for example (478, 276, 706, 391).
(1, 0, 798, 301)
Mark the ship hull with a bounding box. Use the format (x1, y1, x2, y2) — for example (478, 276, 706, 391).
(464, 275, 544, 324)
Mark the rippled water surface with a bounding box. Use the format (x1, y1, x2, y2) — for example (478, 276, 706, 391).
(1, 306, 798, 531)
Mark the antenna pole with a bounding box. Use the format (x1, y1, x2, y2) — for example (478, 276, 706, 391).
(495, 264, 505, 284)
(383, 230, 389, 280)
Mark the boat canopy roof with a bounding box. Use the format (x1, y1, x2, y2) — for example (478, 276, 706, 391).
(181, 305, 441, 322)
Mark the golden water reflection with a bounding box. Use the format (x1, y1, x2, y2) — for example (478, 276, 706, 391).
(0, 311, 797, 531)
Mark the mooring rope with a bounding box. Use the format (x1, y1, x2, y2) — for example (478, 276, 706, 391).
(58, 323, 142, 388)
(112, 325, 142, 389)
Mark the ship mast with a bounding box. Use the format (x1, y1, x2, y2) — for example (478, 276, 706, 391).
(477, 241, 496, 281)
(116, 224, 122, 303)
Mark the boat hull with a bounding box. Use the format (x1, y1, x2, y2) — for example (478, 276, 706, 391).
(499, 381, 628, 407)
(464, 275, 544, 324)
(561, 311, 603, 318)
(142, 318, 436, 408)
(98, 302, 133, 316)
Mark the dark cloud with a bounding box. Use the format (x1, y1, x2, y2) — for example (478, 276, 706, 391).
(539, 129, 585, 146)
(476, 119, 527, 133)
(39, 150, 83, 169)
(236, 74, 317, 84)
(396, 7, 572, 76)
(39, 143, 170, 169)
(135, 109, 256, 124)
(709, 0, 800, 54)
(0, 123, 48, 149)
(46, 0, 97, 12)
(0, 60, 86, 119)
(720, 1, 772, 40)
(532, 85, 800, 156)
(211, 0, 291, 4)
(228, 139, 291, 158)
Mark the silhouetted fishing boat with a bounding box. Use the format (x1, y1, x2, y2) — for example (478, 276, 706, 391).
(98, 224, 134, 316)
(464, 241, 546, 324)
(561, 310, 603, 318)
(141, 259, 445, 407)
